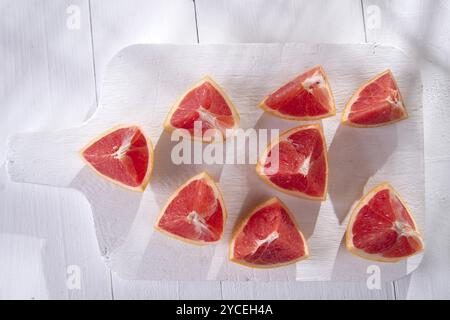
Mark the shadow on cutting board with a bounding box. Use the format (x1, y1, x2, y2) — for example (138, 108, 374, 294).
(150, 130, 225, 210)
(331, 233, 407, 282)
(69, 166, 143, 256)
(327, 124, 398, 224)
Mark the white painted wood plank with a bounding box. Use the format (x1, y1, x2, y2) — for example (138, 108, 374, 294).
(111, 278, 223, 300)
(178, 282, 222, 300)
(221, 282, 395, 300)
(195, 0, 366, 43)
(111, 274, 178, 300)
(0, 0, 111, 299)
(88, 0, 200, 299)
(363, 0, 450, 300)
(89, 0, 198, 97)
(0, 0, 96, 159)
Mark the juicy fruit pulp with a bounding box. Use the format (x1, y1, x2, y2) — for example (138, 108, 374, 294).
(165, 77, 239, 141)
(342, 70, 407, 127)
(346, 184, 424, 262)
(81, 126, 152, 190)
(230, 198, 308, 268)
(260, 66, 335, 120)
(257, 124, 328, 200)
(156, 172, 226, 244)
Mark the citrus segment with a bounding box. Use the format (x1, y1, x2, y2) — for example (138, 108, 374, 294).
(81, 125, 153, 191)
(164, 76, 239, 142)
(346, 183, 424, 262)
(342, 70, 407, 127)
(259, 66, 335, 120)
(256, 124, 328, 200)
(156, 172, 226, 244)
(230, 198, 309, 268)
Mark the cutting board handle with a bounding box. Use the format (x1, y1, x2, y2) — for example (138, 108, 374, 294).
(6, 129, 83, 188)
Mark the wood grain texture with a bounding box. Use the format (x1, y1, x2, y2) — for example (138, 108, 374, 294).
(89, 0, 197, 97)
(87, 0, 200, 299)
(221, 281, 395, 300)
(363, 0, 450, 300)
(193, 0, 395, 300)
(95, 0, 387, 299)
(7, 43, 425, 283)
(5, 0, 448, 299)
(0, 0, 111, 299)
(111, 277, 223, 300)
(195, 0, 366, 43)
(0, 0, 394, 299)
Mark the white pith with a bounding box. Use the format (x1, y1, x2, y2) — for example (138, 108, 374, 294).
(254, 231, 279, 252)
(386, 90, 404, 109)
(302, 72, 325, 93)
(196, 107, 227, 136)
(388, 191, 420, 239)
(298, 154, 311, 176)
(187, 210, 214, 236)
(112, 130, 134, 159)
(393, 221, 420, 238)
(112, 142, 130, 159)
(184, 176, 219, 237)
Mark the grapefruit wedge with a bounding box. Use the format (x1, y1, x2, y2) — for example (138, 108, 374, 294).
(155, 172, 226, 245)
(342, 70, 408, 127)
(256, 124, 328, 201)
(230, 198, 309, 268)
(259, 66, 335, 120)
(164, 76, 239, 142)
(80, 125, 153, 191)
(346, 183, 424, 262)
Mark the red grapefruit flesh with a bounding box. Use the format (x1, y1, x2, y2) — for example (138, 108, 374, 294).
(164, 76, 239, 142)
(259, 66, 335, 120)
(346, 183, 424, 262)
(230, 198, 309, 268)
(256, 124, 328, 200)
(342, 70, 408, 127)
(81, 125, 153, 191)
(155, 172, 226, 244)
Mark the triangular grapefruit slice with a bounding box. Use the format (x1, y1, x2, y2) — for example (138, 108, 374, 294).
(259, 66, 335, 120)
(230, 198, 309, 268)
(155, 172, 227, 244)
(81, 125, 153, 191)
(164, 76, 239, 142)
(342, 70, 408, 127)
(256, 124, 328, 200)
(346, 183, 424, 262)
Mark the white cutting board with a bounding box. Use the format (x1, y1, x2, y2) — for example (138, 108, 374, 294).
(6, 43, 424, 281)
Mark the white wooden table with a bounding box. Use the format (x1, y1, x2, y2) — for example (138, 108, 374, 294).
(0, 0, 449, 299)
